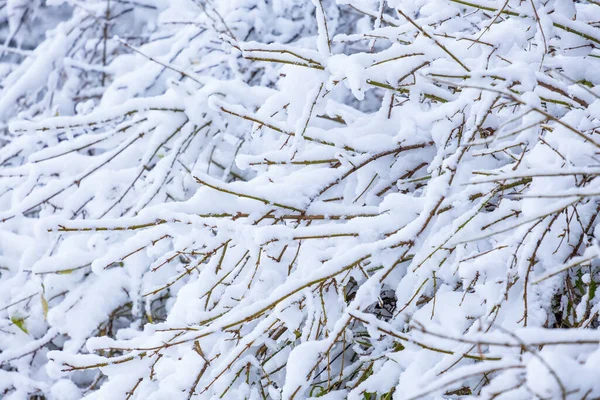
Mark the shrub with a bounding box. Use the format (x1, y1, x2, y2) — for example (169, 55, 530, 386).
(2, 0, 600, 399)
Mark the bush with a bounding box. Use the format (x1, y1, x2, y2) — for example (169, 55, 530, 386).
(2, 0, 600, 399)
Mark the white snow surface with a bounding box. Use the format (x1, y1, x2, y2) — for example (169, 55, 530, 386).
(1, 0, 600, 399)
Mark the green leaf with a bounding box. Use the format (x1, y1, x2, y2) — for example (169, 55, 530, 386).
(309, 386, 326, 397)
(41, 284, 49, 321)
(57, 269, 74, 275)
(11, 315, 29, 334)
(393, 341, 405, 352)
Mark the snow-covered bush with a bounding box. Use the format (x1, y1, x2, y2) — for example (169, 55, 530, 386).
(2, 0, 600, 398)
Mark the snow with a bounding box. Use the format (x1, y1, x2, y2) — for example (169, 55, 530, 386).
(2, 0, 600, 399)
